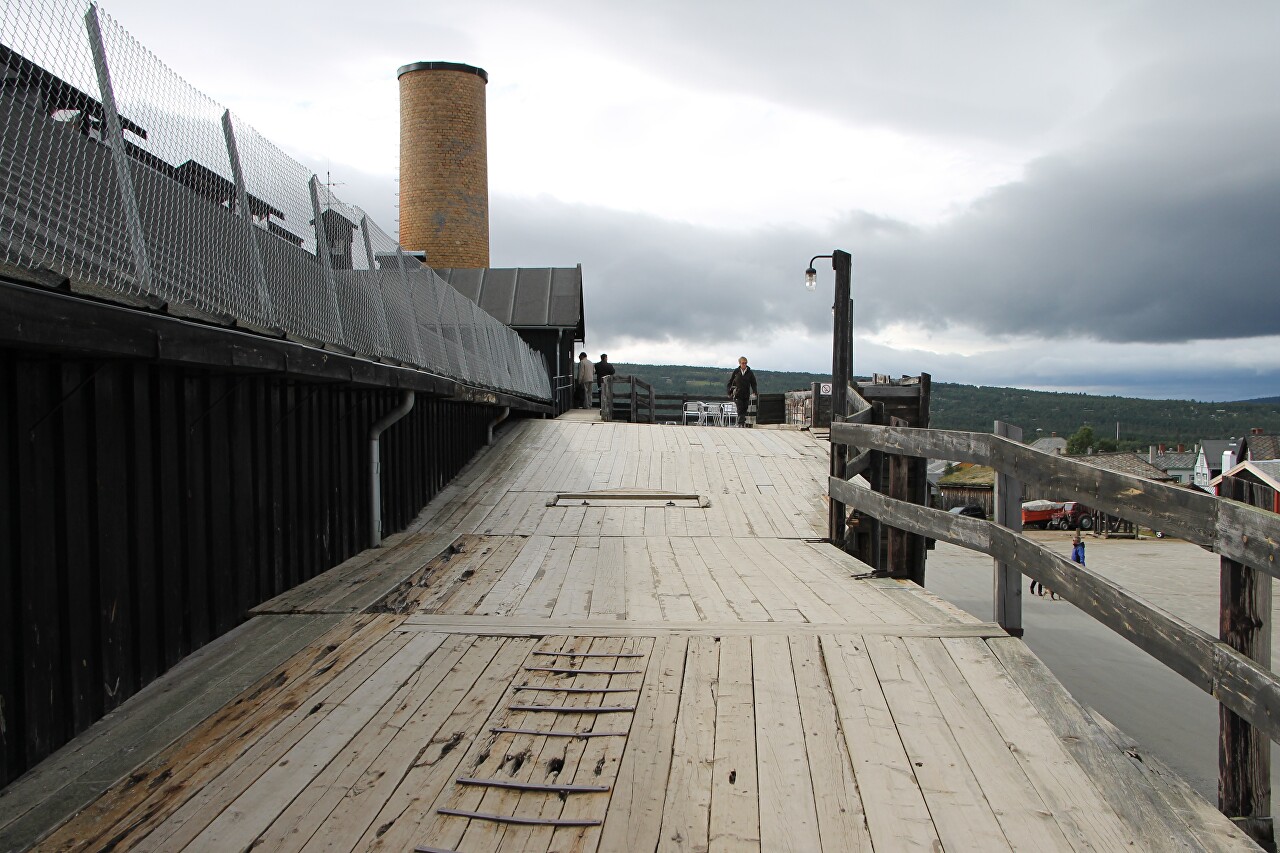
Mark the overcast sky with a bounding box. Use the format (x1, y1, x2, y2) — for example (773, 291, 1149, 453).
(97, 0, 1280, 401)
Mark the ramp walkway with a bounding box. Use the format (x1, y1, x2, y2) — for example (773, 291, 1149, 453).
(0, 417, 1255, 851)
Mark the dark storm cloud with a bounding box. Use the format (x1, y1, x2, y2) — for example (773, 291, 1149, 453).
(510, 0, 1280, 348)
(491, 198, 826, 344)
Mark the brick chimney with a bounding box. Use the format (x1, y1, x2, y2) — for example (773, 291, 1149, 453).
(397, 61, 490, 267)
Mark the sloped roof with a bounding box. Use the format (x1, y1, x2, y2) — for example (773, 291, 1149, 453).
(1149, 451, 1197, 471)
(1030, 436, 1067, 455)
(437, 267, 584, 337)
(1199, 439, 1241, 472)
(1212, 459, 1280, 492)
(1072, 452, 1172, 481)
(1242, 434, 1280, 461)
(938, 463, 995, 488)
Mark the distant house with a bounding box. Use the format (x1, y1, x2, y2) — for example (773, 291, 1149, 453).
(1074, 452, 1174, 482)
(1146, 445, 1197, 485)
(1194, 439, 1241, 490)
(1238, 428, 1280, 462)
(1029, 433, 1068, 455)
(937, 463, 995, 515)
(1211, 459, 1280, 513)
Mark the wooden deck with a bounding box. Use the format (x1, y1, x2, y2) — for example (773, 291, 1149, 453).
(2, 415, 1258, 851)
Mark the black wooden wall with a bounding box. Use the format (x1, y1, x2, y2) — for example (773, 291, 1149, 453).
(0, 348, 495, 787)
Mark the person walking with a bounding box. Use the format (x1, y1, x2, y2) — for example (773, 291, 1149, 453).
(1071, 532, 1086, 567)
(575, 352, 595, 408)
(726, 356, 757, 428)
(595, 354, 615, 408)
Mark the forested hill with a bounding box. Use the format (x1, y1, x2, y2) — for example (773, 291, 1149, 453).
(612, 363, 1280, 448)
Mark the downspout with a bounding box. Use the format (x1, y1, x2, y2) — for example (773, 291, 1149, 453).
(555, 328, 563, 417)
(488, 405, 510, 445)
(370, 390, 415, 547)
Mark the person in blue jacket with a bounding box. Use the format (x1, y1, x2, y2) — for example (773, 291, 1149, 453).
(1071, 532, 1086, 567)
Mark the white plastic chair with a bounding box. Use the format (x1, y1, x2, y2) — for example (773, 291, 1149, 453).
(704, 401, 722, 426)
(683, 401, 704, 425)
(720, 401, 738, 426)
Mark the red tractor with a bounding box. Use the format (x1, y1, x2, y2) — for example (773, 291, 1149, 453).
(1050, 501, 1094, 530)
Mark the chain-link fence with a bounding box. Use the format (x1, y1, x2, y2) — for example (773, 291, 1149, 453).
(0, 0, 551, 400)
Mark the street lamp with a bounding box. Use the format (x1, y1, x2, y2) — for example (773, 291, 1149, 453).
(806, 250, 853, 544)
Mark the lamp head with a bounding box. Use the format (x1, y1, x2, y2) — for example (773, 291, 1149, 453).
(804, 267, 817, 291)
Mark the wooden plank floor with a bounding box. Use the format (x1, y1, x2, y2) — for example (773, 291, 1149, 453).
(7, 417, 1258, 852)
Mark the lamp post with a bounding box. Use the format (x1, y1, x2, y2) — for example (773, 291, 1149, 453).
(806, 249, 853, 544)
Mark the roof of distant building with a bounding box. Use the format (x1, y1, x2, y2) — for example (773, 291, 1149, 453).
(1071, 452, 1172, 481)
(1030, 436, 1068, 454)
(1148, 451, 1198, 471)
(937, 463, 995, 488)
(1212, 459, 1280, 492)
(437, 267, 585, 337)
(1242, 434, 1280, 461)
(1199, 439, 1241, 470)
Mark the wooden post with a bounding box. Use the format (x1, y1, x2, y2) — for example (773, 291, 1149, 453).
(907, 373, 932, 585)
(887, 449, 909, 577)
(601, 377, 613, 422)
(1219, 474, 1273, 847)
(865, 401, 886, 572)
(828, 250, 853, 546)
(993, 420, 1023, 636)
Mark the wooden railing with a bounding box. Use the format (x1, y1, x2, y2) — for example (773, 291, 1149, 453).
(829, 419, 1279, 843)
(599, 375, 655, 423)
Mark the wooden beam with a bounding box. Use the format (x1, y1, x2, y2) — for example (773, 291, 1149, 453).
(829, 476, 1280, 746)
(831, 421, 1280, 580)
(993, 421, 1023, 636)
(1218, 475, 1274, 847)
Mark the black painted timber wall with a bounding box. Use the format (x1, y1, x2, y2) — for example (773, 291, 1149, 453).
(0, 347, 495, 787)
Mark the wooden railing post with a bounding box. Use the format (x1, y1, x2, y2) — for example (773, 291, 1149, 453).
(601, 377, 613, 422)
(865, 402, 886, 570)
(993, 421, 1023, 636)
(1219, 474, 1273, 846)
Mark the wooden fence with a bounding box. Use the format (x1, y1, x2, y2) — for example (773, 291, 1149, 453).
(599, 375, 655, 423)
(829, 418, 1280, 843)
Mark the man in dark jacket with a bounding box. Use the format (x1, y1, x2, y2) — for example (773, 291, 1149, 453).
(726, 356, 757, 427)
(595, 354, 616, 407)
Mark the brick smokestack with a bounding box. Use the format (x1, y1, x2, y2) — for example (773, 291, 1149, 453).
(397, 61, 489, 267)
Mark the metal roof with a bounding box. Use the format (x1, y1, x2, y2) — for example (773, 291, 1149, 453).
(437, 267, 584, 338)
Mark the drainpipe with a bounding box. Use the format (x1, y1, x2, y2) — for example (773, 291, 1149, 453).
(555, 328, 563, 417)
(488, 406, 510, 445)
(370, 390, 415, 547)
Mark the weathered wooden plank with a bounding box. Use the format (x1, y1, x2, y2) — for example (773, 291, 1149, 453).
(394, 614, 1006, 637)
(598, 635, 687, 852)
(544, 636, 652, 853)
(353, 637, 531, 852)
(708, 636, 759, 852)
(904, 637, 1074, 851)
(756, 635, 825, 851)
(658, 635, 719, 851)
(35, 615, 403, 851)
(821, 634, 940, 851)
(983, 636, 1220, 852)
(789, 635, 871, 851)
(0, 613, 343, 852)
(832, 476, 1280, 744)
(241, 633, 473, 853)
(864, 634, 1012, 851)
